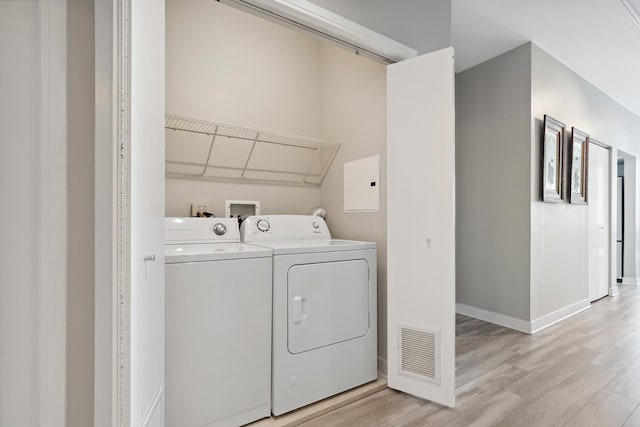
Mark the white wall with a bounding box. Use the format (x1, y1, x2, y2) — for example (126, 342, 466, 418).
(317, 44, 388, 370)
(165, 0, 455, 218)
(165, 0, 323, 217)
(530, 43, 640, 319)
(66, 1, 95, 425)
(94, 0, 115, 424)
(0, 3, 41, 425)
(1, 1, 67, 425)
(456, 43, 532, 321)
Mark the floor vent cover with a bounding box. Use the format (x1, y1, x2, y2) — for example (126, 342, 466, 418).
(397, 325, 441, 384)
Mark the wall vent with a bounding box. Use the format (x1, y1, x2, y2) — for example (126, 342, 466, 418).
(397, 325, 441, 384)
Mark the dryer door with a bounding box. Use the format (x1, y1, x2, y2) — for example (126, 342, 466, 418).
(288, 259, 369, 354)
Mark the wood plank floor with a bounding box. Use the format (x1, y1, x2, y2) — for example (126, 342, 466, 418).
(300, 286, 640, 426)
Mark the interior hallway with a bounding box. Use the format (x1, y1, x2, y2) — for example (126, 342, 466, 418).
(302, 286, 640, 426)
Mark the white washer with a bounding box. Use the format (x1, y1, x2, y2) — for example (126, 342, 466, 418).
(164, 217, 272, 427)
(241, 215, 377, 415)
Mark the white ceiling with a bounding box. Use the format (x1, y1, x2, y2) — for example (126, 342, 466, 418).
(452, 0, 640, 117)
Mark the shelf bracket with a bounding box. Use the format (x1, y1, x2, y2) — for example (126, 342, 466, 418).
(200, 125, 219, 176)
(302, 143, 322, 184)
(241, 132, 260, 179)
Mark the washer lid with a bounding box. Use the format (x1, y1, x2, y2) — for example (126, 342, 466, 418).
(164, 243, 272, 263)
(251, 239, 375, 255)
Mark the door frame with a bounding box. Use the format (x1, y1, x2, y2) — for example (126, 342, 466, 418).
(589, 139, 618, 298)
(617, 175, 624, 281)
(588, 141, 614, 301)
(617, 150, 638, 289)
(94, 0, 131, 425)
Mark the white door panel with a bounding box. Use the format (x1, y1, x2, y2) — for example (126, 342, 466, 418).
(387, 48, 456, 407)
(588, 144, 610, 301)
(288, 260, 369, 354)
(131, 0, 165, 424)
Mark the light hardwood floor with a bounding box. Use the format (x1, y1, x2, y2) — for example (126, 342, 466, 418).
(301, 286, 640, 426)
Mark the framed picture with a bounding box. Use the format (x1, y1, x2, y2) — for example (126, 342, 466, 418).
(569, 127, 589, 204)
(542, 115, 565, 202)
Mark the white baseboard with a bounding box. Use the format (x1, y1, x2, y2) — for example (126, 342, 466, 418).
(622, 277, 639, 285)
(456, 303, 531, 334)
(530, 299, 591, 334)
(457, 299, 592, 335)
(377, 356, 388, 380)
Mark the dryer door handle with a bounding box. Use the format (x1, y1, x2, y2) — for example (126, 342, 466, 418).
(292, 296, 308, 323)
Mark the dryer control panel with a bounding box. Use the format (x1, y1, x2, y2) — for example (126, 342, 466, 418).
(241, 215, 331, 242)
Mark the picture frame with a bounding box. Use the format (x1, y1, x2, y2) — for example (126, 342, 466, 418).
(569, 127, 589, 204)
(542, 115, 565, 202)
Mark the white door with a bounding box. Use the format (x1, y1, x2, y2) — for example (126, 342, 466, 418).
(288, 260, 369, 353)
(588, 143, 610, 301)
(387, 48, 456, 407)
(130, 0, 166, 425)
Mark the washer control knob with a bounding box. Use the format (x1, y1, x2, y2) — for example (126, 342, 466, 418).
(312, 221, 320, 229)
(257, 219, 270, 232)
(212, 223, 227, 236)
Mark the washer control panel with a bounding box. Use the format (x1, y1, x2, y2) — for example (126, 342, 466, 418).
(240, 215, 331, 242)
(165, 217, 240, 244)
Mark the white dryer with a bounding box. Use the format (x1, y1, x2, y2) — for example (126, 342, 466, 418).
(241, 215, 377, 415)
(164, 217, 272, 427)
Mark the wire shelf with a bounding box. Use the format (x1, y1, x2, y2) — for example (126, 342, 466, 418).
(165, 115, 340, 187)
